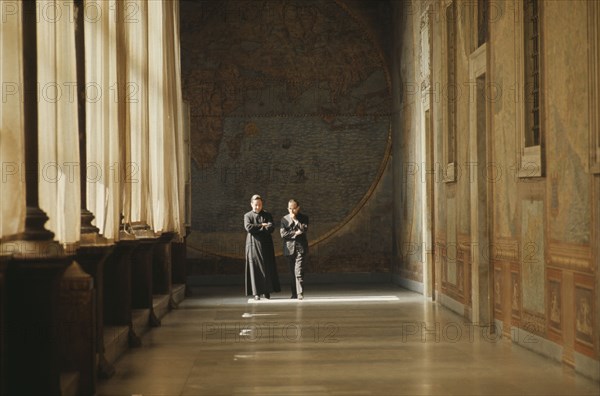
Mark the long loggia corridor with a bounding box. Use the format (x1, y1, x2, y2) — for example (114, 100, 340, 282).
(96, 284, 599, 395)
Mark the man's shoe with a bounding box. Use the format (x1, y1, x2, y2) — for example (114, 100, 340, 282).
(264, 293, 270, 299)
(290, 294, 298, 299)
(298, 293, 303, 300)
(254, 295, 260, 300)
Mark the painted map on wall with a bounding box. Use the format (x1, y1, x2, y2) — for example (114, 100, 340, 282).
(181, 0, 391, 257)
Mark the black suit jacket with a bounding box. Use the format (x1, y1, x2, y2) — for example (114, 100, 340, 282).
(280, 213, 309, 256)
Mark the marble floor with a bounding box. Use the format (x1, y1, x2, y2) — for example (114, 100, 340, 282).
(97, 284, 600, 396)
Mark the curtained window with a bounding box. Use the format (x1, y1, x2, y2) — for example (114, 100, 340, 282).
(37, 0, 81, 245)
(0, 1, 26, 239)
(1, 0, 186, 243)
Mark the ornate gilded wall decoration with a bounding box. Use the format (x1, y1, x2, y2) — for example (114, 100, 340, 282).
(575, 287, 594, 346)
(494, 268, 502, 314)
(511, 272, 520, 318)
(548, 280, 561, 331)
(550, 172, 559, 217)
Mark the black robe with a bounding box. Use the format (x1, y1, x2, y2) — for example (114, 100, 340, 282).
(244, 210, 281, 296)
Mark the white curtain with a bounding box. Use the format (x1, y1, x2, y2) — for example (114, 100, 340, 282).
(1, 0, 186, 243)
(85, 0, 122, 240)
(37, 0, 81, 245)
(85, 0, 185, 239)
(166, 0, 185, 236)
(148, 0, 185, 235)
(122, 0, 152, 228)
(121, 0, 185, 237)
(172, 0, 187, 239)
(0, 2, 26, 239)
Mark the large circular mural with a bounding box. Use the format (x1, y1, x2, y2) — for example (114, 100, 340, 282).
(181, 0, 391, 258)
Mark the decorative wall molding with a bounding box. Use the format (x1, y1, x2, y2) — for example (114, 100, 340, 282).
(419, 4, 432, 94)
(457, 237, 472, 304)
(548, 242, 592, 273)
(589, 0, 600, 174)
(522, 310, 545, 337)
(574, 273, 595, 357)
(438, 236, 469, 304)
(494, 266, 503, 316)
(547, 268, 563, 342)
(511, 265, 521, 322)
(442, 0, 457, 182)
(514, 0, 544, 178)
(491, 237, 519, 262)
(457, 235, 472, 303)
(457, 234, 472, 261)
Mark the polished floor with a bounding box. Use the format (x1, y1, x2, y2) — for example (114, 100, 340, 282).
(97, 284, 600, 395)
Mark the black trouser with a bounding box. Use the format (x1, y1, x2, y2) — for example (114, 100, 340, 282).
(286, 250, 305, 296)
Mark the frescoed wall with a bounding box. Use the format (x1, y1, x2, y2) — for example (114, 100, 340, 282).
(181, 0, 393, 275)
(393, 0, 599, 380)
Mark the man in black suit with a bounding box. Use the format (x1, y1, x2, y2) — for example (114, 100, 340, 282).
(280, 198, 309, 300)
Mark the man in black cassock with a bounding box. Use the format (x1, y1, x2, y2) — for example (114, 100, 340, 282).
(244, 194, 280, 300)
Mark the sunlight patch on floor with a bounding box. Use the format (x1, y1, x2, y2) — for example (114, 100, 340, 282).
(247, 295, 401, 304)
